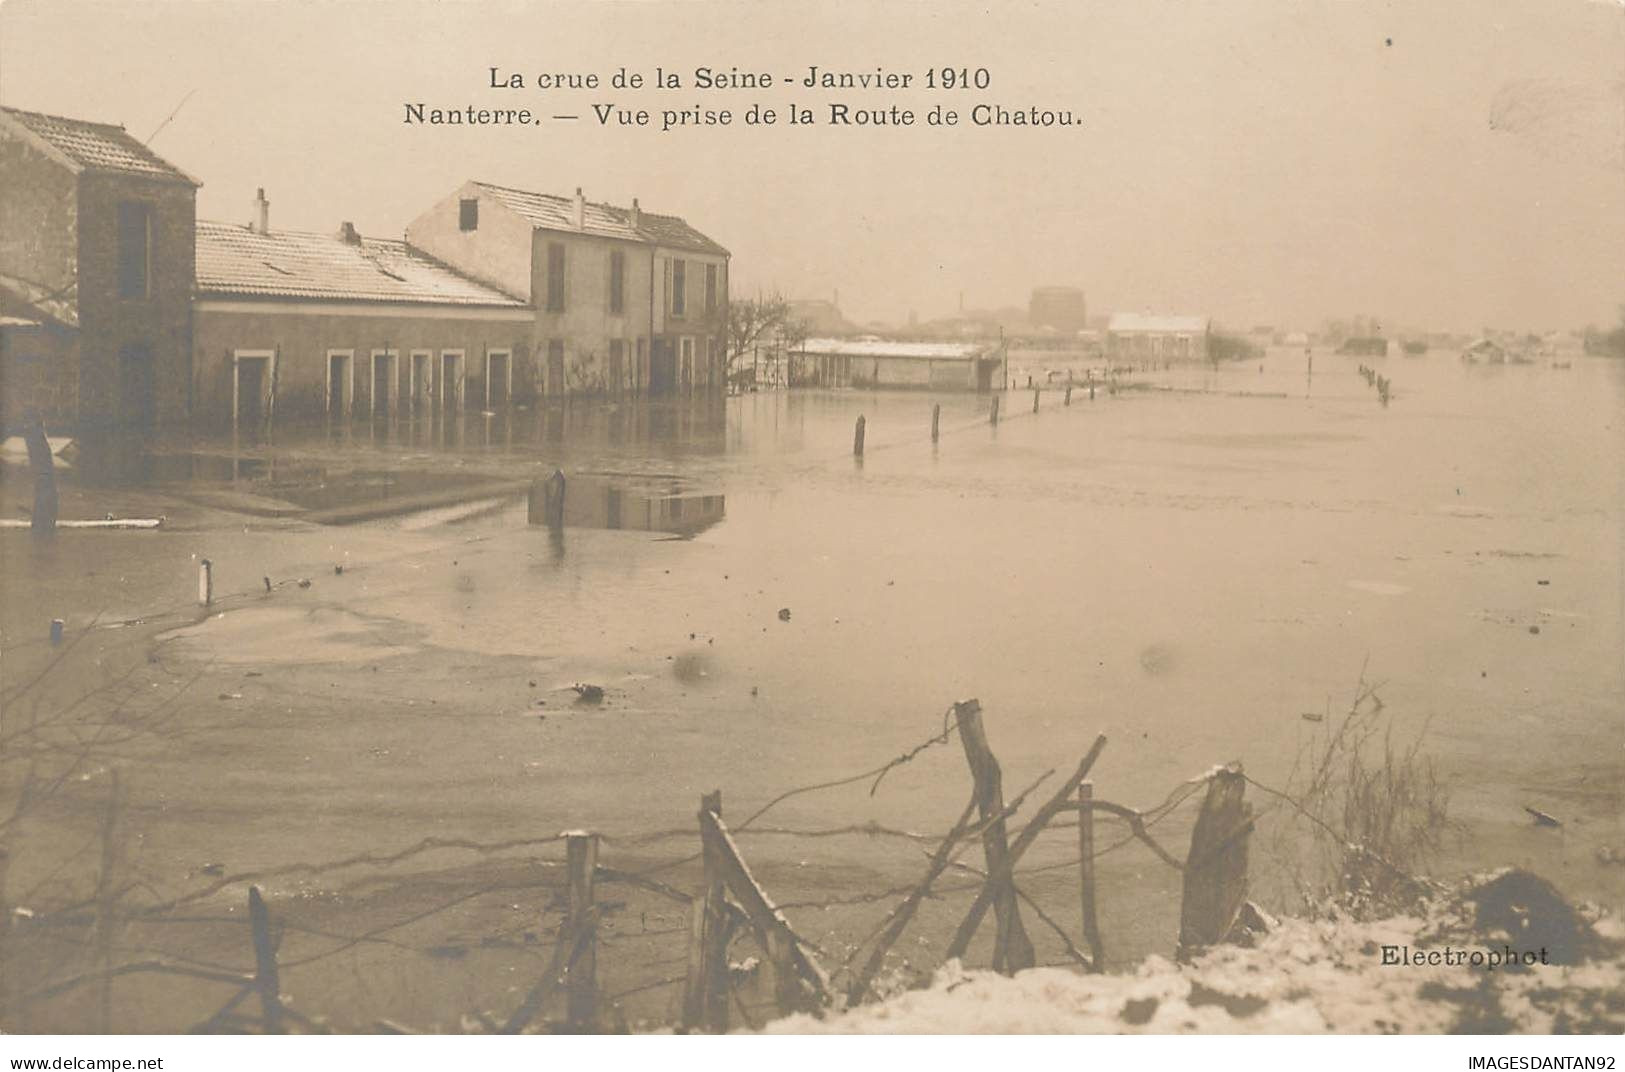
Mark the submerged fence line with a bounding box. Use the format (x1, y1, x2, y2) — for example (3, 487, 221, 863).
(4, 695, 1270, 1035)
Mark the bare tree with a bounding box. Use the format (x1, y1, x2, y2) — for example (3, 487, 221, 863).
(710, 293, 807, 385)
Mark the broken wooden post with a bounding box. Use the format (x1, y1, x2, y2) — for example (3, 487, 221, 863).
(1077, 781, 1103, 971)
(931, 404, 941, 443)
(248, 885, 284, 1033)
(1064, 384, 1072, 406)
(1177, 762, 1252, 960)
(989, 395, 1000, 425)
(198, 559, 213, 606)
(682, 790, 732, 1033)
(946, 732, 1106, 967)
(950, 700, 1034, 973)
(562, 831, 599, 1032)
(853, 415, 866, 457)
(698, 800, 830, 1017)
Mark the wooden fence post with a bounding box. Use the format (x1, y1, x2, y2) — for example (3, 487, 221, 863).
(989, 395, 1000, 426)
(952, 700, 1035, 972)
(931, 404, 940, 443)
(248, 886, 284, 1033)
(853, 415, 866, 457)
(1077, 781, 1103, 971)
(1033, 388, 1040, 414)
(1177, 762, 1252, 960)
(1064, 384, 1072, 406)
(683, 790, 731, 1033)
(198, 559, 213, 606)
(561, 832, 599, 1032)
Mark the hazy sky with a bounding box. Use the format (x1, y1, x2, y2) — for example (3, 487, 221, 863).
(2, 0, 1621, 332)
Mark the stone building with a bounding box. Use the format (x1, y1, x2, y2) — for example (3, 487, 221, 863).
(0, 106, 197, 435)
(406, 181, 729, 399)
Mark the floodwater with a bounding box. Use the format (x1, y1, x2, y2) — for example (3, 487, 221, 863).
(3, 348, 1622, 976)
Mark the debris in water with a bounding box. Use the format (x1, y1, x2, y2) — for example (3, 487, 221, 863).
(297, 578, 312, 589)
(1300, 712, 1323, 723)
(1523, 806, 1561, 827)
(1528, 624, 1541, 635)
(778, 607, 792, 621)
(217, 693, 242, 701)
(1536, 579, 1549, 586)
(200, 863, 225, 877)
(572, 684, 605, 704)
(334, 564, 344, 575)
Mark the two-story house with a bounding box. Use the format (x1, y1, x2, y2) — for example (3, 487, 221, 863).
(0, 106, 198, 435)
(406, 181, 729, 400)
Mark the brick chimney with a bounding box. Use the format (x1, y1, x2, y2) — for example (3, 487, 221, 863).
(252, 187, 270, 234)
(337, 221, 360, 244)
(573, 186, 585, 230)
(629, 197, 642, 229)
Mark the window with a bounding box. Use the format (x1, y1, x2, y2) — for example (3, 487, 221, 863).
(459, 198, 479, 231)
(546, 242, 566, 312)
(705, 264, 717, 313)
(671, 258, 686, 317)
(117, 202, 150, 299)
(609, 249, 625, 314)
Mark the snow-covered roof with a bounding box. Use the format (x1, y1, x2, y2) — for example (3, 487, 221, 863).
(794, 337, 991, 360)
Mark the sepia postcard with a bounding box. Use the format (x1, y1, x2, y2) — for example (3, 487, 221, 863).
(0, 0, 1621, 1066)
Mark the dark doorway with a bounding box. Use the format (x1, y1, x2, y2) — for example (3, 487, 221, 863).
(117, 343, 156, 434)
(650, 339, 676, 394)
(487, 350, 511, 407)
(235, 356, 268, 435)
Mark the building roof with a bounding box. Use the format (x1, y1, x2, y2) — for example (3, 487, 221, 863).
(1106, 313, 1210, 334)
(195, 221, 528, 307)
(471, 181, 728, 256)
(796, 337, 991, 360)
(0, 106, 197, 185)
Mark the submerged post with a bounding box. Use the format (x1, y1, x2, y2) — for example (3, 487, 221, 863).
(562, 832, 600, 1032)
(931, 404, 941, 443)
(989, 395, 1001, 426)
(198, 559, 213, 606)
(50, 618, 64, 646)
(1077, 781, 1103, 970)
(1033, 388, 1040, 414)
(528, 468, 567, 528)
(1064, 384, 1072, 406)
(853, 415, 866, 457)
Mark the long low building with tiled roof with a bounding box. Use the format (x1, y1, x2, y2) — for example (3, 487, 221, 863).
(190, 189, 535, 430)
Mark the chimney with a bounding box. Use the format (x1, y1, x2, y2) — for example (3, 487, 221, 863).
(629, 197, 642, 229)
(338, 221, 360, 244)
(252, 187, 269, 234)
(573, 186, 585, 230)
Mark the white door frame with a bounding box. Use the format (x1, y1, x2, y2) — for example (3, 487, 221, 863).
(485, 347, 513, 408)
(408, 348, 433, 414)
(232, 348, 276, 434)
(370, 348, 399, 418)
(439, 349, 465, 412)
(325, 348, 354, 418)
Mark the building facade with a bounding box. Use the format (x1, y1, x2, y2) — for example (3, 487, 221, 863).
(1104, 313, 1211, 364)
(191, 194, 531, 431)
(406, 181, 729, 400)
(0, 107, 197, 435)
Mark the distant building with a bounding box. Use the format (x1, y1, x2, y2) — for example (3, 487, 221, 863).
(1028, 287, 1087, 335)
(191, 192, 531, 431)
(791, 337, 1004, 391)
(785, 298, 858, 337)
(1104, 313, 1210, 363)
(407, 181, 728, 399)
(0, 106, 197, 434)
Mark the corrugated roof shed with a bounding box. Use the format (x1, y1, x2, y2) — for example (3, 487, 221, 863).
(1107, 313, 1210, 334)
(472, 181, 728, 256)
(195, 221, 527, 306)
(797, 337, 990, 360)
(0, 106, 197, 185)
